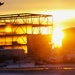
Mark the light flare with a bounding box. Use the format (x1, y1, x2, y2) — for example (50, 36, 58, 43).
(5, 24, 12, 33)
(52, 26, 64, 48)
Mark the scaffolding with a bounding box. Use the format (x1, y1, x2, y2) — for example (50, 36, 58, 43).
(0, 13, 53, 53)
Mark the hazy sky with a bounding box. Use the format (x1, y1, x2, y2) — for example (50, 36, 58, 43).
(0, 0, 75, 28)
(0, 0, 75, 13)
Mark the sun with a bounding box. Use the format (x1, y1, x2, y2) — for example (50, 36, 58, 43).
(52, 26, 64, 48)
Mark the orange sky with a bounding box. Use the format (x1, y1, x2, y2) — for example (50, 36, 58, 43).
(0, 0, 75, 28)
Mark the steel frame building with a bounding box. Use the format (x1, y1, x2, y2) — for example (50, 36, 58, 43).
(0, 13, 53, 53)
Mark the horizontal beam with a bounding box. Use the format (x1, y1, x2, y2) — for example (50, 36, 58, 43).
(0, 13, 53, 20)
(0, 23, 52, 27)
(0, 34, 51, 37)
(0, 44, 27, 47)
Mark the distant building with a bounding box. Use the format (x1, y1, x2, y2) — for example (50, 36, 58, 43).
(62, 28, 75, 53)
(0, 49, 25, 62)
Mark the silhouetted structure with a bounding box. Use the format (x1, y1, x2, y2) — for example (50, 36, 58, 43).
(0, 13, 53, 60)
(62, 28, 75, 53)
(0, 49, 25, 63)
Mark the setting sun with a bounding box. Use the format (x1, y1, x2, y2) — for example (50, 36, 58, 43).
(52, 27, 64, 48)
(39, 10, 75, 29)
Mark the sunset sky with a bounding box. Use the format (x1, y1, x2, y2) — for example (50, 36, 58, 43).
(0, 0, 75, 28)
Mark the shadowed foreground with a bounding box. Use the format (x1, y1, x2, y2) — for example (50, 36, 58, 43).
(0, 67, 75, 75)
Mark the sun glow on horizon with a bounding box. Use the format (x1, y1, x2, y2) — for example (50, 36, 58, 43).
(52, 26, 64, 48)
(39, 10, 75, 28)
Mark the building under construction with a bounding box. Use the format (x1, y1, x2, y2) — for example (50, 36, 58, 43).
(0, 13, 53, 60)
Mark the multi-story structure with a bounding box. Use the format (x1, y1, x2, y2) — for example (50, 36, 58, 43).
(0, 13, 53, 60)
